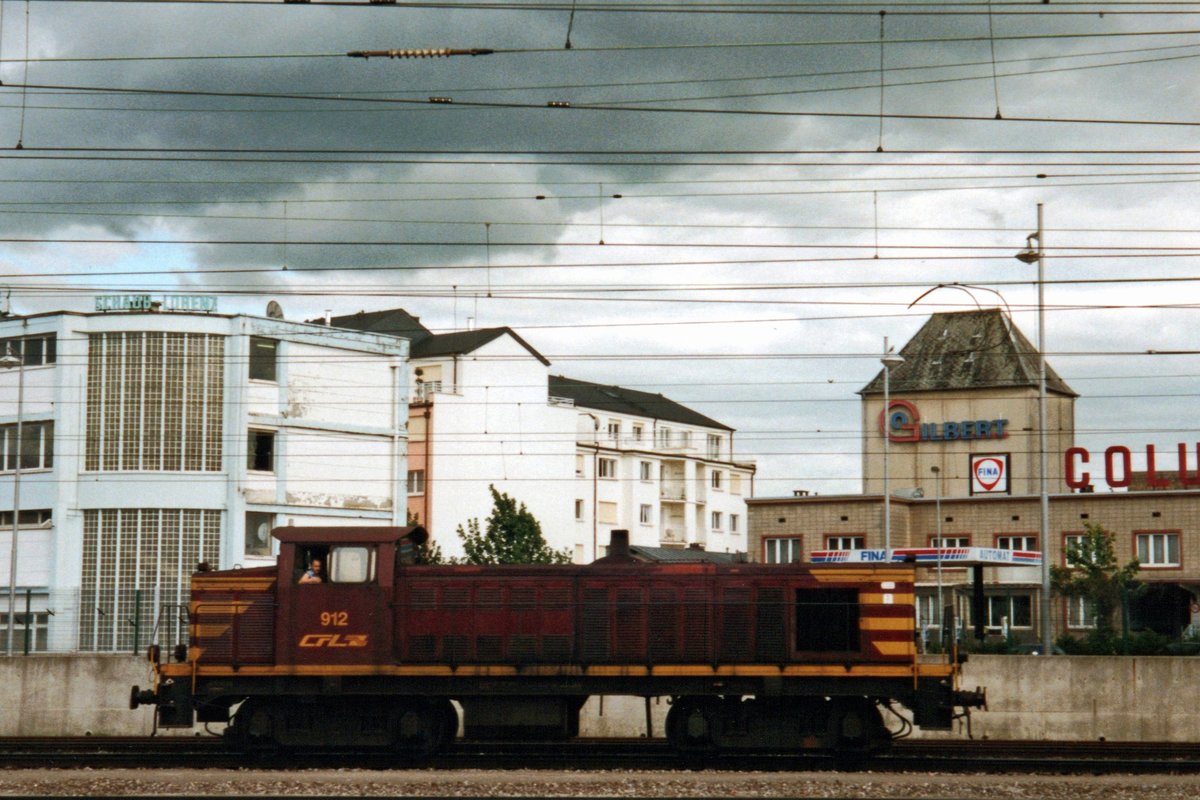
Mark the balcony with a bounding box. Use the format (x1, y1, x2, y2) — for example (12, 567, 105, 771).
(411, 381, 460, 403)
(660, 483, 686, 502)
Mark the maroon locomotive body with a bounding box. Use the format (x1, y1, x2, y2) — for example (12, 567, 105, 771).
(133, 526, 983, 759)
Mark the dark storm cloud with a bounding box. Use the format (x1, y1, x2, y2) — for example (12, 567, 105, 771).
(1, 1, 1198, 493)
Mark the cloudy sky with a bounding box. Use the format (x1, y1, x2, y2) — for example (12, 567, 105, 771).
(1, 0, 1198, 497)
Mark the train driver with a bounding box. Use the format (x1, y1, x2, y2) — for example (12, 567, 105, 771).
(299, 558, 324, 584)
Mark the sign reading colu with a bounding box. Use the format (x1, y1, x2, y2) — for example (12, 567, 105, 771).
(1066, 444, 1200, 490)
(880, 399, 1009, 444)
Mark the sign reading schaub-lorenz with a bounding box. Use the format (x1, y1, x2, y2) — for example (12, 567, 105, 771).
(95, 294, 218, 312)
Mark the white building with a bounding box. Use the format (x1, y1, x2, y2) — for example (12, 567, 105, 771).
(0, 304, 408, 652)
(330, 309, 755, 562)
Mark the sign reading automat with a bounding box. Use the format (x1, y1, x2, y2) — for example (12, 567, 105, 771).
(95, 294, 218, 313)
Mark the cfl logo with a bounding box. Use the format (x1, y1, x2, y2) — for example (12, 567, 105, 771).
(299, 634, 369, 648)
(880, 399, 920, 443)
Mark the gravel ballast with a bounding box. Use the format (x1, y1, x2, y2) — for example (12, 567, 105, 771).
(2, 769, 1199, 798)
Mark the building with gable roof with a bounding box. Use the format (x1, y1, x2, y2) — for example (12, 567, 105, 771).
(329, 310, 755, 562)
(748, 309, 1200, 647)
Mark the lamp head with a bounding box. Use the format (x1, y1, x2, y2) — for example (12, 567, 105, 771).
(1015, 232, 1040, 263)
(881, 352, 904, 369)
(0, 353, 21, 369)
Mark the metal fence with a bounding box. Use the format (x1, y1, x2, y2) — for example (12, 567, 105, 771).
(0, 589, 189, 655)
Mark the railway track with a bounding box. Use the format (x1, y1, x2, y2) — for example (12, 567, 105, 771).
(2, 736, 1199, 773)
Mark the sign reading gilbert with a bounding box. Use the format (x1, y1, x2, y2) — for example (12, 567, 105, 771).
(880, 399, 1009, 443)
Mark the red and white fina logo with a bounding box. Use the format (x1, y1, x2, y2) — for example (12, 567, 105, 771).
(972, 457, 1006, 492)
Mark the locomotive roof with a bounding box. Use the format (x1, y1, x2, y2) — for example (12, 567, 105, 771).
(271, 525, 427, 544)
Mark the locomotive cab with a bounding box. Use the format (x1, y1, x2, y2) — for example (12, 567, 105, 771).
(273, 525, 427, 666)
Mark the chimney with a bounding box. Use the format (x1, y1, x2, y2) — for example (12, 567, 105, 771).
(608, 529, 630, 559)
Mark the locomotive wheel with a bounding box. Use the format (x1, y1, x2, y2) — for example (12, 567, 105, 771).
(665, 698, 720, 756)
(827, 698, 886, 769)
(394, 699, 450, 758)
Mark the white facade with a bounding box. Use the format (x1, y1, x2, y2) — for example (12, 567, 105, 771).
(0, 310, 408, 652)
(571, 411, 754, 559)
(403, 329, 754, 563)
(406, 336, 578, 560)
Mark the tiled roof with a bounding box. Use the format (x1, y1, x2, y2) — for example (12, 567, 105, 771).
(629, 545, 745, 563)
(324, 308, 550, 365)
(859, 309, 1076, 397)
(549, 374, 733, 431)
(322, 309, 432, 343)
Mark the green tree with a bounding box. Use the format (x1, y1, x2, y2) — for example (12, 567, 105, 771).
(1050, 522, 1139, 644)
(456, 485, 572, 565)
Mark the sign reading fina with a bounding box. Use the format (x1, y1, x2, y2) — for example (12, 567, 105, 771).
(881, 399, 1008, 443)
(95, 294, 218, 313)
(970, 453, 1010, 495)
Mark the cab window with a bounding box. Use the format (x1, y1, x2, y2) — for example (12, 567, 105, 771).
(329, 546, 376, 584)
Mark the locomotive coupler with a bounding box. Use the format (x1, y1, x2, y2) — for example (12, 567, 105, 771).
(953, 685, 987, 710)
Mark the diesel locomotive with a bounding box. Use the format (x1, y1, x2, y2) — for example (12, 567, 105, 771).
(130, 525, 985, 759)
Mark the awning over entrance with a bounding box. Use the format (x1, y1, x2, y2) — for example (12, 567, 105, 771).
(810, 547, 1042, 566)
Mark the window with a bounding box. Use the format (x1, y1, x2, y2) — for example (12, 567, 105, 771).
(1, 334, 56, 367)
(0, 509, 51, 528)
(764, 536, 802, 563)
(248, 429, 275, 472)
(245, 511, 274, 557)
(915, 595, 938, 628)
(1067, 596, 1096, 629)
(730, 473, 742, 495)
(983, 594, 1033, 628)
(930, 536, 969, 548)
(0, 609, 49, 652)
(249, 336, 278, 382)
(406, 469, 426, 495)
(680, 430, 692, 448)
(639, 504, 653, 524)
(575, 499, 584, 520)
(607, 420, 621, 442)
(598, 501, 617, 525)
(639, 461, 653, 481)
(707, 434, 722, 460)
(1063, 534, 1087, 565)
(1, 420, 53, 471)
(575, 454, 584, 477)
(631, 424, 643, 442)
(85, 332, 224, 472)
(710, 470, 723, 490)
(827, 535, 865, 550)
(1137, 532, 1180, 567)
(795, 588, 860, 651)
(598, 457, 617, 479)
(997, 535, 1037, 552)
(657, 427, 671, 448)
(711, 511, 723, 530)
(329, 545, 376, 583)
(729, 514, 739, 533)
(80, 508, 221, 652)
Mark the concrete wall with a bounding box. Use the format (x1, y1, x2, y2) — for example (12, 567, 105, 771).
(0, 655, 156, 736)
(7, 654, 1200, 740)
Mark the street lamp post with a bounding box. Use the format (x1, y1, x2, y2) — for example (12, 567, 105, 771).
(931, 465, 944, 645)
(880, 337, 905, 556)
(1, 342, 24, 657)
(1016, 203, 1052, 654)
